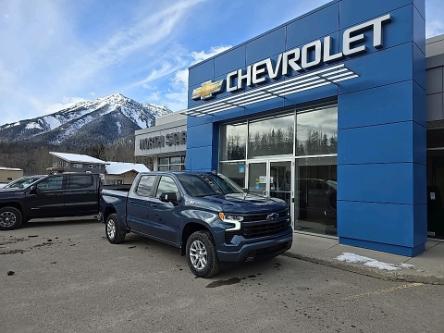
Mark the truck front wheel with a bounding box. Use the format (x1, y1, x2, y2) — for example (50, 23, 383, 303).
(0, 207, 22, 230)
(105, 214, 126, 244)
(186, 231, 219, 278)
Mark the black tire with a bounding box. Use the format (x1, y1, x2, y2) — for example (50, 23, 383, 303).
(0, 207, 23, 230)
(186, 230, 219, 278)
(105, 213, 126, 244)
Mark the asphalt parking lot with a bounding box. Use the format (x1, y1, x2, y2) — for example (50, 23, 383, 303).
(1, 220, 444, 333)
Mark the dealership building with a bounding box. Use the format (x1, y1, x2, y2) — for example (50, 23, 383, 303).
(135, 112, 187, 171)
(136, 0, 444, 257)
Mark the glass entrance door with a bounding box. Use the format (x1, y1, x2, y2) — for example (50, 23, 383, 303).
(247, 160, 294, 222)
(247, 162, 267, 196)
(428, 150, 444, 238)
(270, 161, 292, 205)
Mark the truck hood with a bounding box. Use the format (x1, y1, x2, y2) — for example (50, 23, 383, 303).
(196, 193, 287, 214)
(0, 188, 26, 199)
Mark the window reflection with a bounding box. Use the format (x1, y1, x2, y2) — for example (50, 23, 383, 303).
(248, 114, 294, 158)
(248, 163, 267, 196)
(295, 156, 337, 235)
(296, 107, 337, 156)
(220, 123, 247, 160)
(219, 162, 246, 188)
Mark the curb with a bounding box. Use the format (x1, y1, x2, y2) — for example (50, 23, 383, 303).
(283, 251, 444, 285)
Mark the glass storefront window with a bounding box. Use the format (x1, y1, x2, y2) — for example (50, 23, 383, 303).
(219, 162, 246, 188)
(428, 129, 444, 149)
(158, 155, 185, 171)
(248, 114, 294, 158)
(169, 165, 182, 171)
(159, 157, 169, 165)
(296, 106, 337, 156)
(217, 103, 338, 236)
(220, 123, 247, 160)
(428, 149, 444, 238)
(295, 156, 337, 235)
(170, 156, 182, 164)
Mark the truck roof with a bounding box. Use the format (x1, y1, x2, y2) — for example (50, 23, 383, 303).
(138, 171, 214, 176)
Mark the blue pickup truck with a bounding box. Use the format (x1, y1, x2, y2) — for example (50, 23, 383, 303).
(100, 172, 292, 277)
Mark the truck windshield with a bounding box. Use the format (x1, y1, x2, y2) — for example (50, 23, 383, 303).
(177, 174, 243, 197)
(4, 176, 43, 189)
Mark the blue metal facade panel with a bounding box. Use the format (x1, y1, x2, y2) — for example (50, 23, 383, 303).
(338, 163, 426, 205)
(246, 27, 286, 64)
(286, 2, 339, 49)
(338, 122, 426, 165)
(188, 59, 214, 87)
(339, 0, 419, 28)
(339, 82, 418, 129)
(214, 46, 246, 78)
(186, 0, 426, 256)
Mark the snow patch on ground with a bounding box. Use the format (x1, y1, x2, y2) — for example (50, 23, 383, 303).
(335, 252, 403, 271)
(399, 263, 415, 269)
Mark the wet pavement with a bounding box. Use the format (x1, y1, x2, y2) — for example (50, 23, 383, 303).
(1, 220, 443, 332)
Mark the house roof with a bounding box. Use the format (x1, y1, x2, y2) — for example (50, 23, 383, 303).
(105, 162, 150, 175)
(0, 166, 23, 171)
(49, 152, 108, 165)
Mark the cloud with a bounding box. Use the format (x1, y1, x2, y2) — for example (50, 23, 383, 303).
(45, 97, 87, 114)
(427, 20, 444, 38)
(60, 0, 204, 86)
(0, 0, 205, 125)
(149, 45, 231, 111)
(191, 45, 232, 63)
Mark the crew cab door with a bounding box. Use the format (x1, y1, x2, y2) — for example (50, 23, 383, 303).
(28, 175, 64, 218)
(126, 174, 158, 234)
(149, 176, 182, 244)
(63, 174, 98, 216)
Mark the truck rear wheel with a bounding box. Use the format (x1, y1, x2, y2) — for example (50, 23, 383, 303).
(186, 231, 219, 278)
(105, 214, 126, 244)
(0, 207, 23, 230)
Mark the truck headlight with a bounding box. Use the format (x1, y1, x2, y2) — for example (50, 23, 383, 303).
(218, 212, 243, 231)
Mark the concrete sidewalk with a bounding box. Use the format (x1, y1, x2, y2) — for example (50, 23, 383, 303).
(285, 233, 444, 285)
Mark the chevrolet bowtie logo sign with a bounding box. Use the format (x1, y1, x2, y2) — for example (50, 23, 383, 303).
(192, 80, 223, 100)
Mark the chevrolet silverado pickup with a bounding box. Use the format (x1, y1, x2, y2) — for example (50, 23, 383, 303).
(100, 172, 293, 277)
(0, 173, 102, 230)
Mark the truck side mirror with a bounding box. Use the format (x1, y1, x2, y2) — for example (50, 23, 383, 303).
(160, 192, 178, 205)
(29, 185, 38, 195)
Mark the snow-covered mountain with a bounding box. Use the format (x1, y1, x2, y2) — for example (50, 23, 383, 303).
(0, 93, 171, 145)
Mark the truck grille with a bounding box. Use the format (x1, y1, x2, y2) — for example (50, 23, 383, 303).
(241, 209, 290, 238)
(242, 209, 289, 222)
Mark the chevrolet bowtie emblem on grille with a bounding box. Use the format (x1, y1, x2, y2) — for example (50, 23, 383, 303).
(267, 212, 279, 221)
(192, 80, 223, 100)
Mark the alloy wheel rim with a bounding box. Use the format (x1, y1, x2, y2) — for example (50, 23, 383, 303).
(0, 211, 17, 228)
(189, 240, 208, 270)
(107, 219, 116, 240)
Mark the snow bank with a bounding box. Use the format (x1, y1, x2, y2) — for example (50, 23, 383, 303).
(335, 252, 403, 271)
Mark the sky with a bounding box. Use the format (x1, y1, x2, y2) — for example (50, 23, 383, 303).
(1, 0, 444, 126)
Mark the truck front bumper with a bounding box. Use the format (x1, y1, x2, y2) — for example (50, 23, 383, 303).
(216, 228, 293, 263)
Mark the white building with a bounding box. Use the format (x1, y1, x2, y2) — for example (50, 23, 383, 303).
(104, 162, 149, 185)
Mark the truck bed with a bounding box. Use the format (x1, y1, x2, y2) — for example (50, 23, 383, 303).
(101, 184, 132, 192)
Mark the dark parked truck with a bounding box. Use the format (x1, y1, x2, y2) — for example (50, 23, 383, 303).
(100, 172, 293, 277)
(0, 173, 102, 230)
